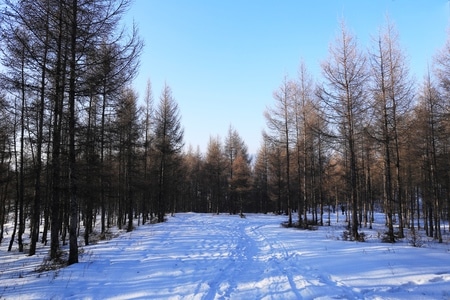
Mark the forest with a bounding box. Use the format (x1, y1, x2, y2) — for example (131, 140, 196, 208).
(0, 0, 449, 266)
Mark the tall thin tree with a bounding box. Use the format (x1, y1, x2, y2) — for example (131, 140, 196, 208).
(320, 22, 369, 240)
(153, 84, 184, 222)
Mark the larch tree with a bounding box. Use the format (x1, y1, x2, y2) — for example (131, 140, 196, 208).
(30, 2, 50, 256)
(0, 0, 141, 263)
(0, 94, 12, 244)
(292, 61, 316, 227)
(415, 72, 444, 242)
(142, 79, 154, 224)
(265, 76, 295, 227)
(369, 19, 413, 241)
(153, 84, 184, 223)
(434, 27, 450, 237)
(231, 154, 252, 217)
(264, 133, 286, 216)
(224, 125, 250, 214)
(183, 145, 205, 212)
(320, 22, 369, 240)
(204, 136, 226, 214)
(0, 3, 40, 254)
(115, 88, 141, 232)
(86, 38, 142, 234)
(253, 138, 271, 213)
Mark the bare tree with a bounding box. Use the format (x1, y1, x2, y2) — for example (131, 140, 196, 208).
(224, 125, 249, 214)
(264, 134, 286, 215)
(1, 0, 142, 263)
(141, 79, 154, 224)
(320, 22, 369, 240)
(231, 154, 252, 217)
(253, 138, 271, 213)
(115, 88, 140, 232)
(292, 61, 317, 227)
(0, 94, 13, 244)
(369, 19, 413, 241)
(434, 31, 450, 237)
(204, 136, 226, 214)
(415, 72, 444, 242)
(183, 145, 205, 212)
(265, 76, 295, 227)
(153, 84, 184, 223)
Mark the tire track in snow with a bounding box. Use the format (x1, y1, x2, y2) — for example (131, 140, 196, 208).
(248, 223, 359, 299)
(204, 216, 306, 299)
(150, 214, 358, 299)
(203, 217, 256, 299)
(247, 223, 304, 299)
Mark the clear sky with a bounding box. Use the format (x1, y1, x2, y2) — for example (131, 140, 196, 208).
(124, 0, 450, 155)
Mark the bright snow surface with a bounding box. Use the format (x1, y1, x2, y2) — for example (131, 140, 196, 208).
(1, 213, 450, 299)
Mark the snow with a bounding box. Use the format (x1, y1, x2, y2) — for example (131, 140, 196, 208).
(1, 212, 450, 299)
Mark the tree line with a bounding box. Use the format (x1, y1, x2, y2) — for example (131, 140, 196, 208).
(0, 1, 449, 266)
(262, 20, 450, 243)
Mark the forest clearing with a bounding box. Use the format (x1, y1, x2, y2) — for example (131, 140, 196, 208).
(1, 2, 450, 293)
(1, 212, 449, 299)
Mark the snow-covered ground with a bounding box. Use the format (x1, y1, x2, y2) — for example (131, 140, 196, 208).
(1, 212, 450, 299)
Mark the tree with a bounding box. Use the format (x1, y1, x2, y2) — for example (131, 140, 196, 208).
(264, 133, 286, 216)
(67, 0, 80, 265)
(88, 38, 142, 234)
(253, 138, 271, 213)
(369, 19, 413, 241)
(0, 0, 142, 263)
(434, 26, 450, 239)
(204, 136, 226, 214)
(415, 72, 444, 242)
(292, 61, 318, 227)
(183, 145, 205, 212)
(115, 88, 140, 232)
(230, 154, 252, 217)
(29, 1, 51, 256)
(265, 76, 295, 227)
(141, 79, 154, 224)
(224, 125, 249, 214)
(153, 84, 184, 223)
(0, 94, 13, 244)
(320, 22, 369, 240)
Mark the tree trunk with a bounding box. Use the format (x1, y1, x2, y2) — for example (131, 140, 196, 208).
(30, 10, 50, 256)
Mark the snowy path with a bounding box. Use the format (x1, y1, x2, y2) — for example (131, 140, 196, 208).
(1, 213, 450, 299)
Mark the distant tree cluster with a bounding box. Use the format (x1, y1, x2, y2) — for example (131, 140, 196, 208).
(0, 3, 449, 267)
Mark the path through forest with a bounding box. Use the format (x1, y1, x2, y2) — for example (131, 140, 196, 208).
(1, 213, 449, 299)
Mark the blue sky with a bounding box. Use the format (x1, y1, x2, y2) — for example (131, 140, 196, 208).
(125, 0, 449, 155)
